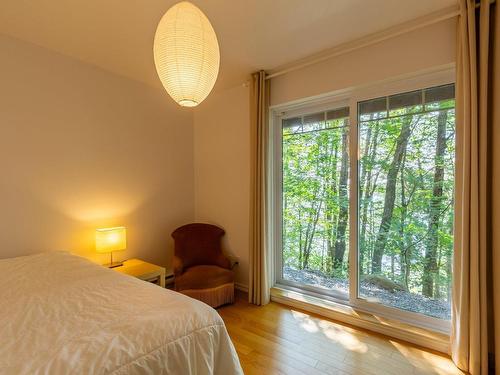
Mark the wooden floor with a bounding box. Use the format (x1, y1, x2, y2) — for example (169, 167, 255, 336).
(218, 292, 464, 375)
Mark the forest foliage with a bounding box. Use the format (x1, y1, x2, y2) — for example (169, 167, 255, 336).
(282, 85, 455, 310)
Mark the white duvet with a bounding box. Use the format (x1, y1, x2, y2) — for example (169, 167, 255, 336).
(0, 252, 243, 375)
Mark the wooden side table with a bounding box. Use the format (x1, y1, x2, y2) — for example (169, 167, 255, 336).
(114, 258, 166, 287)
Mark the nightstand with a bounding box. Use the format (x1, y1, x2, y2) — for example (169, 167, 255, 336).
(114, 258, 166, 287)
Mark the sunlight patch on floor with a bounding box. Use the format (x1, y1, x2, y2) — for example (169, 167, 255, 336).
(390, 341, 463, 374)
(290, 310, 368, 353)
(324, 328, 368, 353)
(291, 310, 319, 332)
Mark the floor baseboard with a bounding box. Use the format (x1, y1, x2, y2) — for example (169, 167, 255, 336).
(235, 282, 249, 293)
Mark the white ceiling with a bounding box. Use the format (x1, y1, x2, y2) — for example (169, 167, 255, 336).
(0, 0, 457, 91)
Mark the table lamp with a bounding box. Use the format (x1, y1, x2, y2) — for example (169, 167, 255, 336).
(96, 227, 126, 268)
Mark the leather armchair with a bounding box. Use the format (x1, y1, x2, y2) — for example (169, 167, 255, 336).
(171, 223, 234, 308)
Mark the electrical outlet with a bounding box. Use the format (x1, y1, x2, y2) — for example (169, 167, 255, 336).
(227, 254, 240, 268)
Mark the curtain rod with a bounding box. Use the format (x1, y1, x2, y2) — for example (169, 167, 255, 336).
(265, 5, 460, 80)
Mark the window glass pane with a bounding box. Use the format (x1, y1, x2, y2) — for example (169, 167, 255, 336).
(283, 117, 302, 129)
(302, 112, 326, 132)
(424, 84, 455, 104)
(303, 112, 325, 124)
(359, 97, 387, 121)
(388, 90, 423, 117)
(282, 118, 302, 136)
(388, 90, 422, 110)
(358, 85, 455, 320)
(327, 107, 350, 121)
(282, 107, 350, 296)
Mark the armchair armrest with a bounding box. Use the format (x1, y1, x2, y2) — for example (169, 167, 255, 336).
(173, 255, 184, 277)
(215, 253, 232, 270)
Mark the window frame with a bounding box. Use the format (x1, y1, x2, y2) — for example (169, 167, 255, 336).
(270, 66, 456, 333)
(275, 98, 351, 302)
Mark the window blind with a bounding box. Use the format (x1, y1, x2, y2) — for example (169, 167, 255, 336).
(282, 106, 349, 129)
(359, 83, 455, 117)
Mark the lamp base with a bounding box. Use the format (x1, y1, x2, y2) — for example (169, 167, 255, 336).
(105, 261, 123, 268)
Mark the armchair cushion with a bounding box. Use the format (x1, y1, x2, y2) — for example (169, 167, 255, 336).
(175, 265, 234, 291)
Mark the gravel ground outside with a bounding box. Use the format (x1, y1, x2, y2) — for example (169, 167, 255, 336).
(283, 266, 451, 320)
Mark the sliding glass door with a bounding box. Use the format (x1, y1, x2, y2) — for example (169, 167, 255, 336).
(275, 77, 456, 329)
(280, 107, 350, 298)
(357, 84, 455, 321)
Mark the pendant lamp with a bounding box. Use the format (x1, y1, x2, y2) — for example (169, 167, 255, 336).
(153, 1, 220, 107)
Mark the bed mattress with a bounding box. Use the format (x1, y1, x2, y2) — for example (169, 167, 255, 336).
(0, 251, 242, 375)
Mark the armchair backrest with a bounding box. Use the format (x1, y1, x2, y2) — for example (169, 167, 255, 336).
(171, 223, 230, 270)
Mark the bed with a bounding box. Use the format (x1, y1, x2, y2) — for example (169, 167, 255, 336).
(0, 251, 243, 375)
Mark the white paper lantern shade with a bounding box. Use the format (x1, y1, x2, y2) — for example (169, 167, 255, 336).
(153, 1, 220, 107)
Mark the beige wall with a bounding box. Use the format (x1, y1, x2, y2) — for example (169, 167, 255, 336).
(0, 35, 194, 268)
(193, 84, 250, 287)
(271, 18, 457, 106)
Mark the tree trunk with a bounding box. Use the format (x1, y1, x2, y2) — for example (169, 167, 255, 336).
(302, 145, 327, 270)
(399, 149, 408, 287)
(325, 138, 339, 273)
(333, 122, 349, 272)
(371, 116, 413, 273)
(358, 124, 372, 275)
(360, 122, 380, 275)
(303, 197, 323, 269)
(359, 122, 373, 203)
(446, 224, 453, 302)
(435, 247, 442, 299)
(298, 209, 303, 268)
(422, 111, 448, 297)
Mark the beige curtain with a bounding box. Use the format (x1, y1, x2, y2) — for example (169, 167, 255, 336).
(249, 71, 271, 305)
(452, 0, 499, 373)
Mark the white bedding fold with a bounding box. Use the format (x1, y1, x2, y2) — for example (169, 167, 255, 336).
(0, 252, 243, 375)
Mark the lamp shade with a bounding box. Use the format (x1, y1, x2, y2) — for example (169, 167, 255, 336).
(153, 1, 220, 107)
(96, 227, 126, 253)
